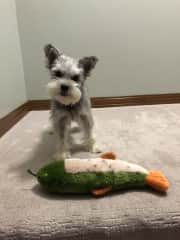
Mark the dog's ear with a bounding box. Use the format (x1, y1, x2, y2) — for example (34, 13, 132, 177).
(44, 44, 60, 68)
(79, 56, 98, 77)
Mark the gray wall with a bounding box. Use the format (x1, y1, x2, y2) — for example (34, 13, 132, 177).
(15, 0, 180, 99)
(0, 0, 26, 118)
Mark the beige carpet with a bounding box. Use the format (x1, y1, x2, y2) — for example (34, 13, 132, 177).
(0, 104, 180, 239)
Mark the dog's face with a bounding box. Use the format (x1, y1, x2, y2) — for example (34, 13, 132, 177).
(44, 44, 98, 106)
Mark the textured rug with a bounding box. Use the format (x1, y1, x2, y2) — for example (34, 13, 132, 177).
(0, 104, 180, 239)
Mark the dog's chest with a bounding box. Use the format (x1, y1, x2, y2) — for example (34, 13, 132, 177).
(68, 107, 79, 120)
(52, 100, 82, 121)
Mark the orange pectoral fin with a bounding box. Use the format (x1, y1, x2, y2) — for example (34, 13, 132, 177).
(100, 152, 117, 160)
(91, 186, 112, 196)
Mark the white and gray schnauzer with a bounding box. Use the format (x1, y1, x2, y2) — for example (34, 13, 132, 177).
(44, 44, 101, 159)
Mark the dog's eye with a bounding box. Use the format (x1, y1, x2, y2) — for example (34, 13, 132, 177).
(54, 70, 63, 78)
(71, 75, 79, 82)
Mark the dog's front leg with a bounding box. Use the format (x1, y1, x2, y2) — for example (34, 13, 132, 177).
(54, 119, 71, 160)
(80, 114, 101, 153)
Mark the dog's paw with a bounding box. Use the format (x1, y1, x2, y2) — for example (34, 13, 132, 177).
(43, 124, 54, 135)
(91, 144, 102, 154)
(83, 138, 102, 153)
(53, 151, 71, 160)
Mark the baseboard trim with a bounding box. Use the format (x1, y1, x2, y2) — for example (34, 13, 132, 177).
(27, 93, 180, 110)
(0, 102, 29, 137)
(1, 93, 180, 137)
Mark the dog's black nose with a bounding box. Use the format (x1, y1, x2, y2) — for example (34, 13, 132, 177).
(61, 84, 69, 92)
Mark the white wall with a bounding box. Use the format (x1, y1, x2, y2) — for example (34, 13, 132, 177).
(16, 0, 180, 99)
(0, 0, 26, 118)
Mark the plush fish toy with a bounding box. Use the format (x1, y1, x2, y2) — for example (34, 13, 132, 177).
(28, 152, 169, 196)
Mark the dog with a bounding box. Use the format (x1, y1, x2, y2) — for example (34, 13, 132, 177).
(44, 44, 101, 159)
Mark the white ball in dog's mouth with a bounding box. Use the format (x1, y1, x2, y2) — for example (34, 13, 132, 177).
(46, 81, 82, 106)
(55, 87, 81, 105)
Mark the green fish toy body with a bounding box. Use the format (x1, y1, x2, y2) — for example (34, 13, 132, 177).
(29, 155, 169, 196)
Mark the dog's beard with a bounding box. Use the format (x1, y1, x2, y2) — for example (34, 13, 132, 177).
(46, 79, 82, 106)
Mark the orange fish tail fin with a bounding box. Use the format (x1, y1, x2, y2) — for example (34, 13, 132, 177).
(146, 170, 169, 192)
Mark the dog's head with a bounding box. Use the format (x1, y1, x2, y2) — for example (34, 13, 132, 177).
(44, 44, 98, 106)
